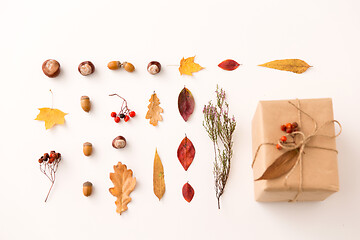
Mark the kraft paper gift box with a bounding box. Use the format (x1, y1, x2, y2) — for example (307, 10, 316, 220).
(251, 98, 340, 202)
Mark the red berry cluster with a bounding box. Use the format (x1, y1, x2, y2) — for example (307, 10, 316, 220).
(38, 151, 61, 164)
(109, 93, 136, 124)
(111, 110, 136, 123)
(276, 122, 299, 150)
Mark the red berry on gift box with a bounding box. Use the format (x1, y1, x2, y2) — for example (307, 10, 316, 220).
(292, 122, 298, 129)
(129, 111, 136, 118)
(286, 123, 292, 129)
(124, 115, 130, 122)
(111, 112, 117, 118)
(281, 125, 286, 131)
(286, 128, 292, 133)
(276, 144, 282, 150)
(280, 136, 287, 142)
(114, 117, 120, 123)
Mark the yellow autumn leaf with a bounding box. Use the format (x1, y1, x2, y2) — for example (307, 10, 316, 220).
(153, 149, 165, 200)
(258, 59, 311, 74)
(35, 108, 67, 130)
(179, 56, 204, 76)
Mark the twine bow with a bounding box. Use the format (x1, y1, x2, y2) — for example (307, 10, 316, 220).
(252, 100, 342, 202)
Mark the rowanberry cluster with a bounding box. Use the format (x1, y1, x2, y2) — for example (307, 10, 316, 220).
(276, 122, 299, 150)
(109, 93, 136, 124)
(38, 151, 61, 164)
(111, 110, 136, 123)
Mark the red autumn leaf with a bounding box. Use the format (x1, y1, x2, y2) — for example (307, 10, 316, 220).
(177, 136, 195, 171)
(178, 87, 195, 122)
(182, 182, 194, 203)
(218, 59, 240, 71)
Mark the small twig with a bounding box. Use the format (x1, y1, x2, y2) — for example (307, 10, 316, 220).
(50, 89, 54, 109)
(44, 181, 54, 202)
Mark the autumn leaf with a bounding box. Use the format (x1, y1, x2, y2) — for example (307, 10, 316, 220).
(218, 59, 240, 71)
(255, 149, 300, 181)
(35, 108, 68, 130)
(177, 135, 195, 171)
(145, 92, 163, 126)
(182, 182, 194, 203)
(178, 87, 195, 122)
(109, 162, 136, 215)
(258, 59, 311, 74)
(153, 149, 165, 200)
(179, 56, 204, 76)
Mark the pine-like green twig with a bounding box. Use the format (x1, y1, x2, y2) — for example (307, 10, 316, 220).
(203, 86, 236, 209)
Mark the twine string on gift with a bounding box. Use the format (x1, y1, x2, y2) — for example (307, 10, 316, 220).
(252, 100, 342, 202)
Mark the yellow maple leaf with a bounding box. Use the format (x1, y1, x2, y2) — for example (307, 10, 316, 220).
(179, 56, 204, 76)
(35, 108, 67, 130)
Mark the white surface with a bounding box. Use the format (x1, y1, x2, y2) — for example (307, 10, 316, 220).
(0, 0, 359, 239)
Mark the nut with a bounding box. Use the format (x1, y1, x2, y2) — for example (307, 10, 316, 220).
(112, 136, 126, 149)
(42, 59, 60, 78)
(83, 181, 93, 197)
(78, 61, 95, 76)
(147, 61, 161, 75)
(123, 62, 135, 72)
(108, 61, 121, 70)
(80, 96, 91, 112)
(83, 142, 93, 156)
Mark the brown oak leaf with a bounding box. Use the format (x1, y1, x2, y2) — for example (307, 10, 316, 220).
(109, 162, 136, 215)
(145, 92, 163, 126)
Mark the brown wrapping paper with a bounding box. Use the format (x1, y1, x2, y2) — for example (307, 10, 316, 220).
(252, 98, 339, 202)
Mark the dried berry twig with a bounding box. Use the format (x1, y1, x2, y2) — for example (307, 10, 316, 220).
(38, 151, 61, 202)
(203, 86, 236, 209)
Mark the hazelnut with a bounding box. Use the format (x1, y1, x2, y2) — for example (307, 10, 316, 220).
(42, 59, 60, 78)
(108, 61, 121, 70)
(147, 61, 161, 75)
(123, 62, 135, 72)
(112, 136, 126, 149)
(80, 96, 91, 112)
(78, 61, 95, 76)
(83, 181, 93, 197)
(83, 142, 93, 156)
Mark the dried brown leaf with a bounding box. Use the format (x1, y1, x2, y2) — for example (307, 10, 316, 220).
(255, 149, 299, 181)
(109, 162, 136, 215)
(258, 59, 311, 74)
(145, 92, 163, 126)
(153, 149, 165, 200)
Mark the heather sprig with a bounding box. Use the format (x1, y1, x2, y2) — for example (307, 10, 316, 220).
(203, 85, 236, 209)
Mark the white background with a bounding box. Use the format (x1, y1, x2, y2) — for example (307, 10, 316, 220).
(0, 0, 359, 239)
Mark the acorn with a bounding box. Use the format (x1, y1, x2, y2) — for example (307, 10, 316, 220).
(112, 136, 127, 149)
(80, 96, 91, 112)
(122, 62, 135, 72)
(83, 181, 93, 197)
(83, 142, 93, 156)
